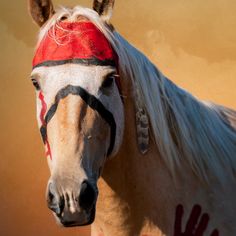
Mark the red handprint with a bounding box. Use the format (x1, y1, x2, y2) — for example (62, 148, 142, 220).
(174, 204, 219, 236)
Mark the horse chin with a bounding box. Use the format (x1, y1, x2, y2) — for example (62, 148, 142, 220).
(56, 205, 96, 227)
(77, 205, 96, 227)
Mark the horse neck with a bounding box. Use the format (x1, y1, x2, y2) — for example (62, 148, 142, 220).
(94, 32, 236, 236)
(95, 67, 211, 236)
(96, 79, 180, 235)
(96, 91, 211, 236)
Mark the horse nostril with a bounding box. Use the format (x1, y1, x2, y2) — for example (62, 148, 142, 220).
(79, 181, 96, 211)
(47, 183, 64, 216)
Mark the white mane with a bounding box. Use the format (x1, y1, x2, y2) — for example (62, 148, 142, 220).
(38, 6, 236, 184)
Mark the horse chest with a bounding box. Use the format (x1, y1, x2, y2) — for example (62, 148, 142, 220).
(93, 177, 169, 236)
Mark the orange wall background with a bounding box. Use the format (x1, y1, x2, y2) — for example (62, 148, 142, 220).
(0, 1, 236, 236)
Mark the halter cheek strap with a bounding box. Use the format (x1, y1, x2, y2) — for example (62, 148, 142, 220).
(34, 21, 120, 159)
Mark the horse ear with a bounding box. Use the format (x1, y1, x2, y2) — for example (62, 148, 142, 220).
(28, 0, 55, 27)
(93, 0, 115, 23)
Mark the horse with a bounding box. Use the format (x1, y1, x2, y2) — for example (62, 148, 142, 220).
(28, 0, 236, 235)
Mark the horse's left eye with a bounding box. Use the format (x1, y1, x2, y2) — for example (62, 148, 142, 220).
(101, 76, 114, 89)
(31, 79, 41, 91)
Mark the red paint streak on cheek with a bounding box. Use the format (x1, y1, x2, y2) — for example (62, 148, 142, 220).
(39, 92, 52, 160)
(45, 142, 52, 159)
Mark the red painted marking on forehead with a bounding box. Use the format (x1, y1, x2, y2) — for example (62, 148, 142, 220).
(39, 92, 52, 160)
(33, 21, 117, 67)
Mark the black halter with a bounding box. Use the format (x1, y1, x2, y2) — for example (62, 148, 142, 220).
(40, 85, 116, 157)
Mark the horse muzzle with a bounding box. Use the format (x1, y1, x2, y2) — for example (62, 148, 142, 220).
(46, 180, 98, 227)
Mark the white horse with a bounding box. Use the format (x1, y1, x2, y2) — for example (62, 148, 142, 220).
(28, 0, 236, 235)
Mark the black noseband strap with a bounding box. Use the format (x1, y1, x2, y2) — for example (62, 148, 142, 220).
(40, 85, 116, 157)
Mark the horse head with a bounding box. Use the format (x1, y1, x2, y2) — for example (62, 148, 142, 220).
(28, 0, 124, 227)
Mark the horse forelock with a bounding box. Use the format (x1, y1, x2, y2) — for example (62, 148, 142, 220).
(36, 5, 236, 184)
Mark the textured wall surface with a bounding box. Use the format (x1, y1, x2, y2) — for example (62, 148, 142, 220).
(0, 1, 236, 235)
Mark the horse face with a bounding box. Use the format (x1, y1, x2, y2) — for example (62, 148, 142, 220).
(31, 62, 124, 225)
(29, 0, 122, 226)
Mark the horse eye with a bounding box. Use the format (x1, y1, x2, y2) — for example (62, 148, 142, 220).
(60, 16, 68, 21)
(101, 76, 114, 89)
(31, 79, 41, 91)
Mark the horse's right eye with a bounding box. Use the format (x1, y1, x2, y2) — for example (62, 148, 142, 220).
(102, 76, 114, 89)
(31, 79, 41, 91)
